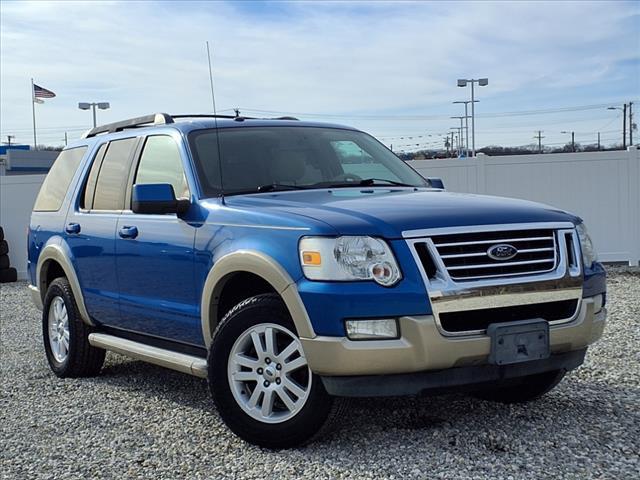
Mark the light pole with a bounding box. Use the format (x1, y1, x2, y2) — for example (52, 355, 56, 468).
(451, 116, 468, 157)
(561, 131, 575, 152)
(457, 78, 488, 157)
(607, 105, 627, 149)
(79, 102, 110, 128)
(453, 100, 477, 158)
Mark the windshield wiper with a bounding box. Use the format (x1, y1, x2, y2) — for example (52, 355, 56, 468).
(256, 183, 308, 193)
(358, 178, 414, 187)
(307, 178, 414, 189)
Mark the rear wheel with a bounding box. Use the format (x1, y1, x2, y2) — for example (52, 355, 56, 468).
(208, 294, 345, 448)
(472, 369, 566, 404)
(42, 277, 105, 377)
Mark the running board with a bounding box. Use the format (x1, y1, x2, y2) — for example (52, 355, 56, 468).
(88, 333, 208, 378)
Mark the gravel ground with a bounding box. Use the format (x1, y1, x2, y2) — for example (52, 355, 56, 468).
(1, 272, 639, 480)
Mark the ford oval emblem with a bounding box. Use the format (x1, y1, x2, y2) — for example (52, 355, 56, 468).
(487, 243, 518, 261)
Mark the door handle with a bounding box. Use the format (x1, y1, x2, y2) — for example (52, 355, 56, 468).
(65, 223, 81, 235)
(118, 226, 139, 239)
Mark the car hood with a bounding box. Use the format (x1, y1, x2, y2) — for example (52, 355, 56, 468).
(223, 188, 579, 238)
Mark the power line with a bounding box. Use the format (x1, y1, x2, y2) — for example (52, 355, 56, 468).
(238, 101, 637, 120)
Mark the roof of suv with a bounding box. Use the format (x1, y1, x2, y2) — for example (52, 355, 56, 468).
(78, 113, 357, 144)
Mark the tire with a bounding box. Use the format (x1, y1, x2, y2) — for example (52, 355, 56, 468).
(208, 293, 347, 449)
(0, 240, 7, 256)
(42, 277, 105, 378)
(0, 267, 17, 283)
(0, 254, 9, 270)
(472, 369, 566, 404)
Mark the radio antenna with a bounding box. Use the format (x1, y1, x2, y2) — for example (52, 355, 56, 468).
(206, 40, 225, 203)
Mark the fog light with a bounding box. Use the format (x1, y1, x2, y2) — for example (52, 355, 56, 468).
(593, 294, 604, 314)
(345, 319, 399, 340)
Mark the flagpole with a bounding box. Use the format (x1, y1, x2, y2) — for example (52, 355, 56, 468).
(31, 78, 37, 150)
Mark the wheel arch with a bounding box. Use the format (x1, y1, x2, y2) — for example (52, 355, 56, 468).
(201, 250, 315, 348)
(36, 243, 94, 326)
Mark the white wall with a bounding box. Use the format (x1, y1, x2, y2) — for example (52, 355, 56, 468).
(0, 149, 638, 282)
(0, 175, 46, 280)
(410, 147, 640, 266)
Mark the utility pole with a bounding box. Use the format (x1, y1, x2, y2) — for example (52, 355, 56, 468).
(623, 103, 627, 149)
(597, 132, 601, 150)
(534, 130, 544, 153)
(629, 102, 634, 146)
(234, 108, 240, 118)
(560, 131, 575, 152)
(5, 135, 15, 146)
(64, 132, 68, 146)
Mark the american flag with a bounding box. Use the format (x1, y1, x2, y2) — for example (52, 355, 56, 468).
(33, 84, 56, 99)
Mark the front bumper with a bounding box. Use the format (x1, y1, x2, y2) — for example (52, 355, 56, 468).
(301, 295, 606, 376)
(321, 348, 587, 397)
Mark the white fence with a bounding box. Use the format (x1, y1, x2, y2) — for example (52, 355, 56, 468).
(0, 149, 638, 281)
(410, 147, 640, 266)
(1, 175, 47, 280)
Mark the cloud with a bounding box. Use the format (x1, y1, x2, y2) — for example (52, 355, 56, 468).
(0, 0, 638, 147)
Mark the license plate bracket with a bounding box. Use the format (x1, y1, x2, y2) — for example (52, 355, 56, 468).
(488, 320, 550, 365)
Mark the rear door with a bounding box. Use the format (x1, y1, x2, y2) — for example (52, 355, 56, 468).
(65, 137, 139, 323)
(115, 134, 200, 345)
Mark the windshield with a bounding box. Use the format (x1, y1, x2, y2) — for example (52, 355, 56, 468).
(188, 126, 427, 196)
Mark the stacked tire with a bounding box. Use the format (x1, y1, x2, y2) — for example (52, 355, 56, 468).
(0, 227, 17, 283)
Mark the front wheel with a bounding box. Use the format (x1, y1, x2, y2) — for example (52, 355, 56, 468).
(208, 294, 345, 448)
(472, 369, 566, 404)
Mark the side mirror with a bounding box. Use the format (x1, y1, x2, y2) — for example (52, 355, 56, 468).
(427, 177, 445, 190)
(132, 183, 190, 215)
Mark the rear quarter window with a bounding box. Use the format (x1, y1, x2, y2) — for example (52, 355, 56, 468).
(92, 137, 138, 210)
(33, 146, 88, 212)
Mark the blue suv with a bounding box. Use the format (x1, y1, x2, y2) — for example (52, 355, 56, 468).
(29, 113, 607, 448)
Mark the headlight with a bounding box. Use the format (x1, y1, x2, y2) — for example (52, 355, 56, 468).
(576, 223, 597, 268)
(299, 236, 402, 286)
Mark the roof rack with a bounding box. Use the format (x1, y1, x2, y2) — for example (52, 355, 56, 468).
(172, 114, 254, 120)
(82, 112, 300, 138)
(82, 113, 174, 138)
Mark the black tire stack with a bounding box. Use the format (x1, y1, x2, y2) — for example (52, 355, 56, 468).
(0, 227, 18, 283)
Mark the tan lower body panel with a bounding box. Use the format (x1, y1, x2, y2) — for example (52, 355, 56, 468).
(301, 297, 606, 376)
(88, 333, 208, 378)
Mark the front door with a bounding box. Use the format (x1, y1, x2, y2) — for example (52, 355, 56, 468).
(115, 134, 200, 346)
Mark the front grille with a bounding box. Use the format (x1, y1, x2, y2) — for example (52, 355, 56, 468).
(423, 228, 558, 281)
(439, 299, 579, 333)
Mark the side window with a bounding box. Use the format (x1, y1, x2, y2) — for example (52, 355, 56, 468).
(331, 140, 400, 181)
(82, 143, 108, 209)
(134, 135, 189, 199)
(33, 146, 87, 212)
(93, 137, 137, 211)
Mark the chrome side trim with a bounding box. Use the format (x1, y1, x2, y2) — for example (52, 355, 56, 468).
(88, 333, 208, 378)
(407, 223, 583, 337)
(28, 284, 43, 310)
(402, 222, 576, 239)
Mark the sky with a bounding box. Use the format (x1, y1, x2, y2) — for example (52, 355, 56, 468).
(1, 0, 639, 151)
